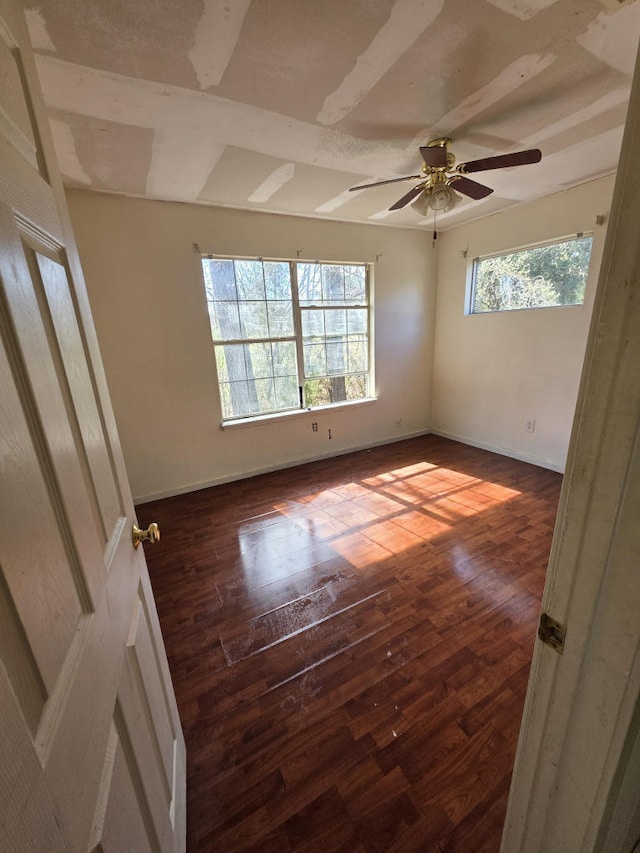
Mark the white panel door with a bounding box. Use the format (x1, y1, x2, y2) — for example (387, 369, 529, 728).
(0, 1, 186, 850)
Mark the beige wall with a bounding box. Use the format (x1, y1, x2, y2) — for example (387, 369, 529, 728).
(67, 190, 435, 501)
(431, 175, 614, 472)
(68, 176, 610, 501)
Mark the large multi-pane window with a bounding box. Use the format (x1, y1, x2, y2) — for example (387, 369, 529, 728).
(201, 257, 372, 421)
(470, 234, 593, 314)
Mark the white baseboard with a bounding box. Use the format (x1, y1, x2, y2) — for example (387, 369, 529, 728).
(430, 429, 565, 474)
(134, 429, 432, 504)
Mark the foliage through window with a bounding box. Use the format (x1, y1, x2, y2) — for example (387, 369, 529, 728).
(201, 257, 371, 420)
(470, 235, 593, 314)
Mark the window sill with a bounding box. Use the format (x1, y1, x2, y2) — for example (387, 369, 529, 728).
(220, 397, 378, 430)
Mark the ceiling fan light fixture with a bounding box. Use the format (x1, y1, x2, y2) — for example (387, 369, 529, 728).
(428, 183, 455, 211)
(410, 191, 432, 216)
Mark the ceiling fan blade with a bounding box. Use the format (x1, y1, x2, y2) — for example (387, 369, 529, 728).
(420, 145, 447, 168)
(389, 184, 426, 210)
(449, 176, 494, 200)
(349, 174, 422, 191)
(458, 148, 542, 174)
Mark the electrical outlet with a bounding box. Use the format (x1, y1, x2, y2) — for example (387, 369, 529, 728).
(395, 418, 402, 429)
(525, 418, 536, 433)
(311, 422, 318, 432)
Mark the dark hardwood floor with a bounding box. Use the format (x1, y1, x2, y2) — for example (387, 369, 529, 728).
(140, 435, 562, 852)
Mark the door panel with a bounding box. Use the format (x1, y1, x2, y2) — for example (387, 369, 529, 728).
(126, 588, 178, 795)
(36, 250, 123, 540)
(97, 720, 157, 853)
(0, 1, 186, 850)
(0, 221, 91, 704)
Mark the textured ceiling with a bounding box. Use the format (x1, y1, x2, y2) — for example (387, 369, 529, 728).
(22, 0, 640, 230)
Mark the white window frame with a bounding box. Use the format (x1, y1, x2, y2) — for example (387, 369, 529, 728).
(200, 254, 375, 425)
(466, 233, 593, 315)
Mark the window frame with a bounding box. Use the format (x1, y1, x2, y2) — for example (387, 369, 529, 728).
(466, 232, 593, 316)
(200, 254, 375, 425)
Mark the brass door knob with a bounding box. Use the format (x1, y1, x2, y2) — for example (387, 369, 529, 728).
(132, 522, 160, 549)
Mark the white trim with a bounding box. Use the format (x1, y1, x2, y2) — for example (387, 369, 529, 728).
(133, 429, 431, 504)
(472, 230, 594, 263)
(430, 429, 564, 473)
(221, 396, 377, 429)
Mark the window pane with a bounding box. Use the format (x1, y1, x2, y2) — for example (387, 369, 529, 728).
(203, 259, 236, 301)
(344, 265, 366, 302)
(275, 375, 299, 408)
(264, 262, 291, 300)
(219, 382, 233, 419)
(253, 377, 276, 412)
(347, 308, 367, 334)
(301, 309, 324, 339)
(348, 340, 368, 373)
(472, 236, 592, 313)
(245, 342, 272, 380)
(297, 263, 323, 304)
(304, 378, 331, 407)
(221, 380, 254, 419)
(215, 344, 246, 383)
(304, 342, 326, 377)
(346, 374, 368, 400)
(326, 341, 347, 374)
(267, 301, 294, 336)
(322, 265, 345, 302)
(235, 260, 265, 300)
(272, 341, 297, 377)
(210, 301, 241, 340)
(239, 301, 269, 338)
(324, 308, 347, 337)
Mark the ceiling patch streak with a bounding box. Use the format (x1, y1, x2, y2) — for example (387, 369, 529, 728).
(522, 124, 624, 190)
(248, 163, 296, 202)
(48, 118, 91, 184)
(484, 0, 560, 20)
(431, 52, 556, 136)
(316, 0, 445, 126)
(369, 207, 395, 220)
(188, 0, 252, 89)
(24, 8, 56, 51)
(522, 87, 630, 146)
(316, 188, 364, 213)
(147, 130, 225, 200)
(577, 3, 640, 75)
(34, 56, 416, 180)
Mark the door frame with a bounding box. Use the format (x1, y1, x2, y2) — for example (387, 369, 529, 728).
(501, 34, 640, 853)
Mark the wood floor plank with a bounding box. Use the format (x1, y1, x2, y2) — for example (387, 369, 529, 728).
(140, 435, 561, 851)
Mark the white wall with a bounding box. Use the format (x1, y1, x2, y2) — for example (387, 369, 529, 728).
(432, 175, 614, 472)
(66, 191, 435, 502)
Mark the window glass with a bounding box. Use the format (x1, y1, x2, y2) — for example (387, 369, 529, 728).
(471, 235, 593, 313)
(202, 258, 371, 420)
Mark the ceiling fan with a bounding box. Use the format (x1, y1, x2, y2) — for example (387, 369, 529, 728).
(349, 137, 542, 214)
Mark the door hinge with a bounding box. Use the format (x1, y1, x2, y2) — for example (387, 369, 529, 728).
(538, 612, 566, 654)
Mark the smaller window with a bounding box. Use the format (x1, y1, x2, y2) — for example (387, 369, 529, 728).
(470, 234, 593, 314)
